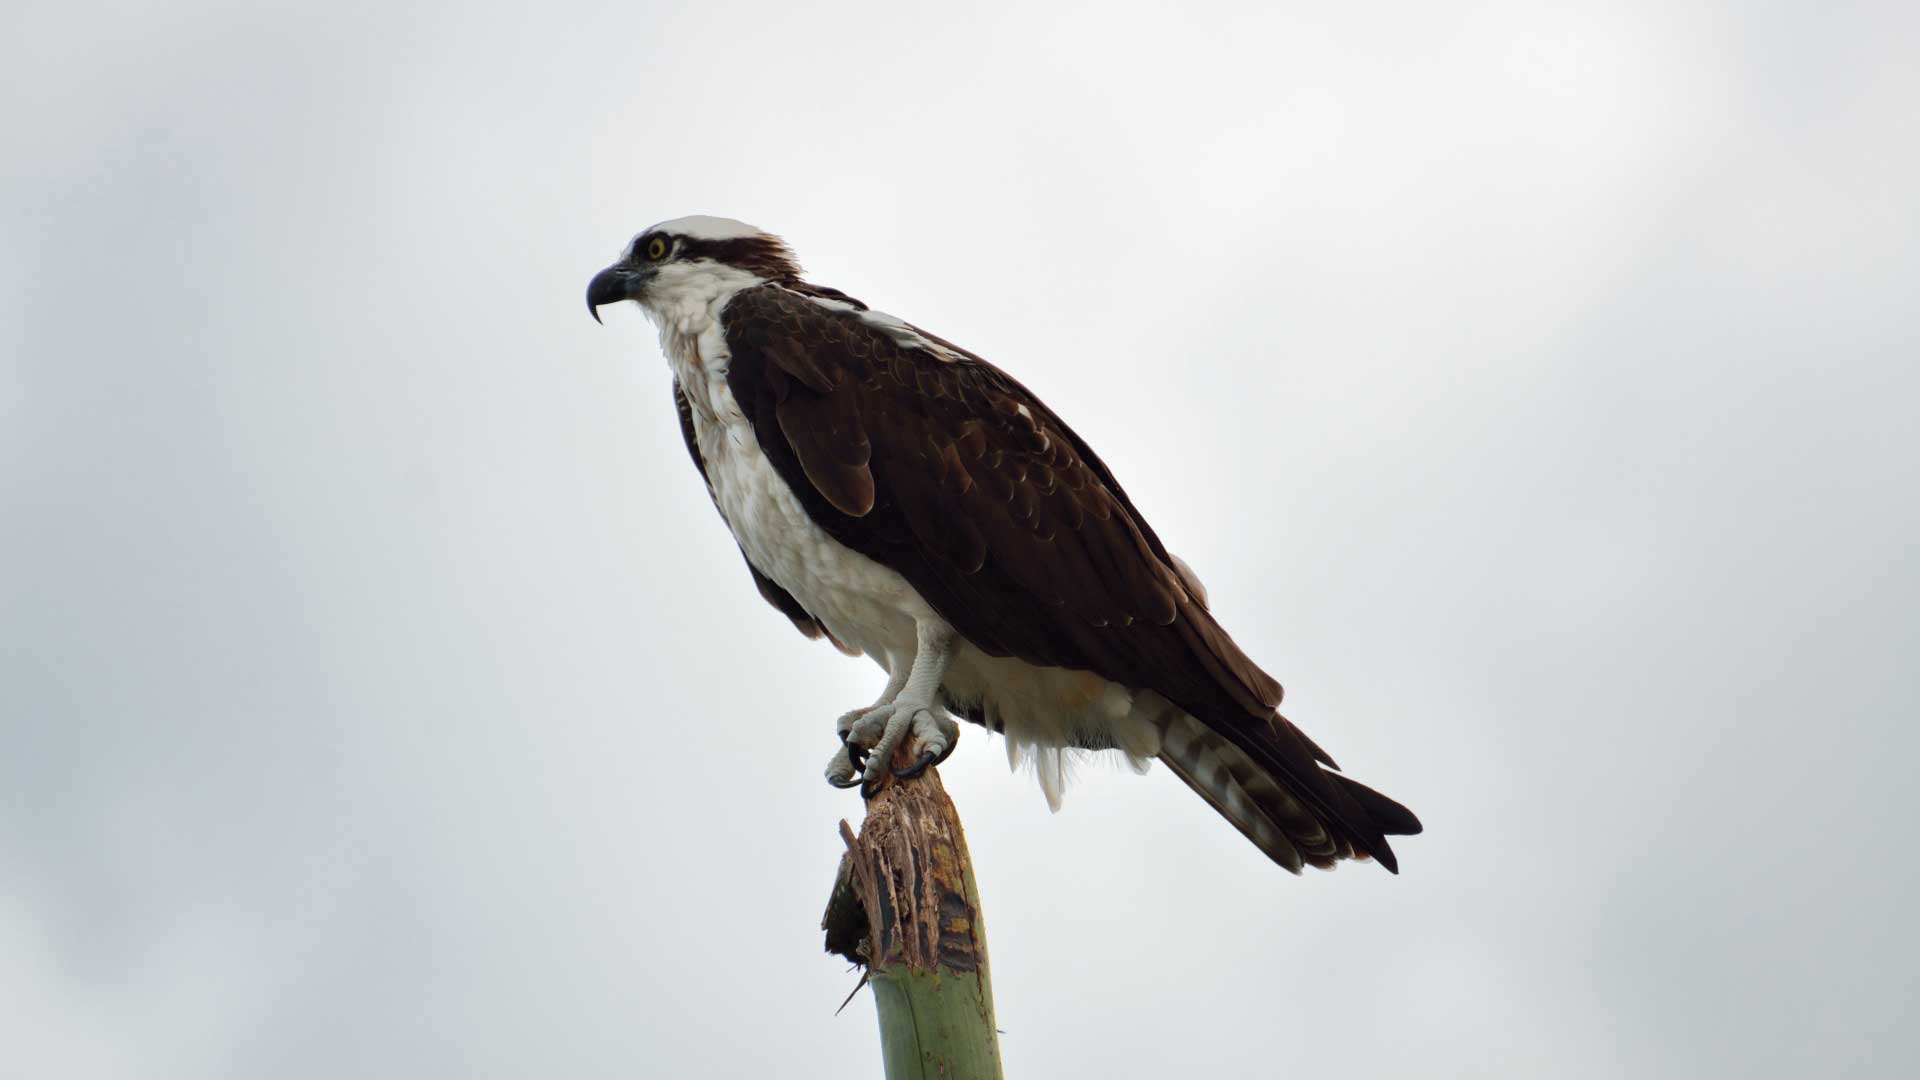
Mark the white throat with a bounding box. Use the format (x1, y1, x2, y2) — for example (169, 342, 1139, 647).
(637, 259, 765, 339)
(640, 260, 762, 429)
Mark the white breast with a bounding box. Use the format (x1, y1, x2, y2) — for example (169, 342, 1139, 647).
(661, 294, 932, 673)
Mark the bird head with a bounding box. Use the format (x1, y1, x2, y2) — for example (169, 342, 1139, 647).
(587, 215, 800, 327)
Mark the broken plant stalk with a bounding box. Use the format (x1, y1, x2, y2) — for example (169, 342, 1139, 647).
(823, 754, 1004, 1080)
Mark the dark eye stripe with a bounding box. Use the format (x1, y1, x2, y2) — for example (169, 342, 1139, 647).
(671, 235, 802, 280)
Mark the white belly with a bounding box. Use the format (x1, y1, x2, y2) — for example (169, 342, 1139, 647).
(696, 403, 935, 669)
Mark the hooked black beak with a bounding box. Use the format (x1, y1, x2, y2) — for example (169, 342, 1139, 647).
(586, 265, 648, 324)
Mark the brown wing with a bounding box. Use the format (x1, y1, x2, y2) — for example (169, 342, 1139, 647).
(721, 284, 1411, 868)
(673, 382, 854, 653)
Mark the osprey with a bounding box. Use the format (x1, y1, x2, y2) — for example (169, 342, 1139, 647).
(587, 216, 1420, 873)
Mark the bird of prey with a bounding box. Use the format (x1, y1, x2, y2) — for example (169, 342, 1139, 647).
(587, 216, 1420, 873)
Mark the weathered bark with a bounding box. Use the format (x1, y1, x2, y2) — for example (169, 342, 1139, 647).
(823, 763, 1003, 1079)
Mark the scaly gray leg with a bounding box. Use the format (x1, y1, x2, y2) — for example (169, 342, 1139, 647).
(824, 660, 910, 789)
(823, 621, 960, 795)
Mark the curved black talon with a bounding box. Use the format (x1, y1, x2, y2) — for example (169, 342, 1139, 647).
(893, 751, 938, 781)
(860, 777, 883, 800)
(847, 743, 868, 773)
(827, 774, 862, 789)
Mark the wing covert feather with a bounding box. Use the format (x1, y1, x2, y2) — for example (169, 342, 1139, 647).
(719, 285, 1251, 706)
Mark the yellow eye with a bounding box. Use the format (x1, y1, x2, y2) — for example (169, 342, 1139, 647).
(645, 236, 669, 261)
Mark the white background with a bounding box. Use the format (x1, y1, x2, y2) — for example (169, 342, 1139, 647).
(4, 1, 1916, 1076)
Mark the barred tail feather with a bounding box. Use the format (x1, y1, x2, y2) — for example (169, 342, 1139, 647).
(1157, 712, 1421, 874)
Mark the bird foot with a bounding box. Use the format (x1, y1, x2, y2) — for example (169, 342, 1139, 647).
(823, 700, 959, 796)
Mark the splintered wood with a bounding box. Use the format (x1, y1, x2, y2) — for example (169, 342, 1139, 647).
(824, 768, 981, 972)
(822, 764, 1003, 1080)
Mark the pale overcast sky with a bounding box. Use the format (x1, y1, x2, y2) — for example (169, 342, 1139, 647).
(3, 1, 1916, 1077)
